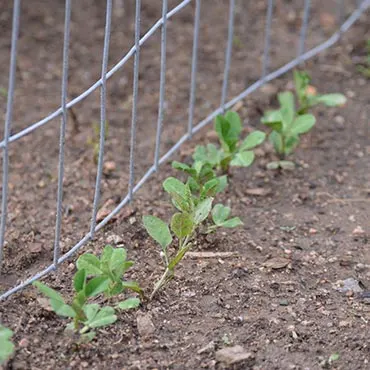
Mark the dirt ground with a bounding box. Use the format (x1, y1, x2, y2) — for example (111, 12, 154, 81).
(0, 0, 369, 369)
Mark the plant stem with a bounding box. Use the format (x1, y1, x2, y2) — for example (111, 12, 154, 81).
(150, 267, 173, 300)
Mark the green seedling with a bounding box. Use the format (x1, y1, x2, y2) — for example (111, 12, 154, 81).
(293, 70, 347, 114)
(34, 249, 140, 340)
(0, 325, 14, 365)
(357, 39, 370, 78)
(194, 111, 266, 173)
(262, 91, 316, 168)
(143, 177, 241, 299)
(172, 160, 227, 203)
(207, 203, 243, 233)
(76, 245, 143, 298)
(87, 121, 109, 164)
(262, 70, 346, 169)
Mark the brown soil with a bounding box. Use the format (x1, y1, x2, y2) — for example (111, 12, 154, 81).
(0, 1, 369, 369)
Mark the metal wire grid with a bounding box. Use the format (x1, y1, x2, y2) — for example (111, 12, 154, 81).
(1, 0, 369, 301)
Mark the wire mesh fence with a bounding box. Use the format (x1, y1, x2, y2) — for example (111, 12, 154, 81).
(0, 0, 369, 301)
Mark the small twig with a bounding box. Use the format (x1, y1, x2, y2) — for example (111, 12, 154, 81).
(186, 251, 239, 258)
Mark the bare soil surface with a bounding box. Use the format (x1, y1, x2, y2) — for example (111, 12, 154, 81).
(0, 1, 369, 369)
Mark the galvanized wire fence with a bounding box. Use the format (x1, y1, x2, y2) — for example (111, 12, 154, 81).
(0, 0, 369, 301)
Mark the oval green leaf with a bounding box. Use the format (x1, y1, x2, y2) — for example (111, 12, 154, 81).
(143, 215, 172, 251)
(170, 213, 194, 239)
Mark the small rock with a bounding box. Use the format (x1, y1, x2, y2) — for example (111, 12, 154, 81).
(215, 345, 254, 366)
(198, 341, 215, 354)
(18, 338, 29, 348)
(338, 320, 351, 328)
(244, 188, 271, 196)
(263, 257, 290, 269)
(336, 278, 364, 294)
(309, 228, 317, 235)
(136, 312, 155, 338)
(352, 226, 365, 235)
(103, 161, 116, 174)
(106, 234, 124, 245)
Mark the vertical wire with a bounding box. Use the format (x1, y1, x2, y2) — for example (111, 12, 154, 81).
(220, 0, 235, 112)
(0, 0, 21, 268)
(187, 0, 201, 137)
(262, 0, 274, 79)
(154, 0, 168, 171)
(298, 0, 311, 60)
(90, 0, 112, 238)
(53, 0, 72, 268)
(128, 0, 141, 201)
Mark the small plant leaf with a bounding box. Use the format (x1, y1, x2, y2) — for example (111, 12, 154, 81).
(230, 150, 255, 167)
(172, 161, 197, 176)
(278, 91, 295, 128)
(85, 306, 117, 328)
(76, 254, 102, 275)
(212, 204, 231, 225)
(224, 110, 242, 137)
(221, 217, 243, 228)
(291, 114, 316, 135)
(284, 135, 300, 155)
(163, 177, 192, 212)
(121, 281, 144, 297)
(85, 276, 110, 297)
(83, 303, 100, 322)
(240, 130, 266, 151)
(170, 212, 194, 239)
(215, 114, 239, 152)
(194, 197, 213, 225)
(313, 93, 346, 107)
(279, 160, 295, 170)
(193, 144, 220, 167)
(0, 326, 14, 364)
(33, 281, 76, 318)
(269, 131, 284, 155)
(73, 269, 86, 293)
(266, 161, 280, 170)
(143, 215, 172, 251)
(201, 179, 219, 199)
(215, 175, 228, 194)
(109, 248, 127, 272)
(116, 297, 140, 310)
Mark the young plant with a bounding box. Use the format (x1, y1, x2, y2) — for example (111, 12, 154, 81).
(172, 160, 227, 203)
(262, 70, 346, 169)
(0, 325, 14, 365)
(357, 39, 370, 78)
(293, 70, 347, 114)
(207, 203, 243, 233)
(76, 245, 143, 298)
(33, 249, 140, 340)
(194, 111, 266, 173)
(143, 177, 242, 299)
(262, 91, 316, 169)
